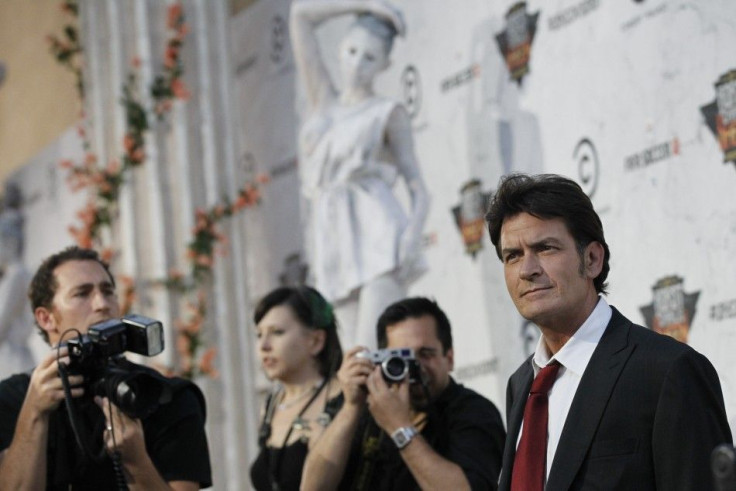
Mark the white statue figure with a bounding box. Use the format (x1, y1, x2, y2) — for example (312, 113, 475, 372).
(0, 185, 34, 379)
(290, 0, 430, 349)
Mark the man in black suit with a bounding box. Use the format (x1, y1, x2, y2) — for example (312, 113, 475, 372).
(485, 173, 732, 490)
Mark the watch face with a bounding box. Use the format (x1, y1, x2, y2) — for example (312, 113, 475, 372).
(392, 427, 415, 448)
(395, 431, 409, 446)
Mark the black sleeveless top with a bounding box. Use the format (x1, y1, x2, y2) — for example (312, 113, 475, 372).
(250, 392, 343, 491)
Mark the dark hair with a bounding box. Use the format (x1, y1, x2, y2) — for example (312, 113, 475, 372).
(484, 173, 610, 294)
(28, 246, 116, 344)
(253, 286, 342, 377)
(377, 297, 453, 353)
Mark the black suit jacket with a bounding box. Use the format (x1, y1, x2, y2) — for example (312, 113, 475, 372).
(499, 307, 732, 490)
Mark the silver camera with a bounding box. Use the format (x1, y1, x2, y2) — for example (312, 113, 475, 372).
(356, 348, 420, 384)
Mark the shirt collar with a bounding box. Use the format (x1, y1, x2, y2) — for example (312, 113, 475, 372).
(531, 297, 612, 376)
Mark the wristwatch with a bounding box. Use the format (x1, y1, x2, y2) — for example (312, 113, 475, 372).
(391, 426, 418, 449)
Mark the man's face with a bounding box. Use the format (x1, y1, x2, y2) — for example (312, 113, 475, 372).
(39, 259, 120, 346)
(385, 315, 453, 408)
(499, 212, 602, 333)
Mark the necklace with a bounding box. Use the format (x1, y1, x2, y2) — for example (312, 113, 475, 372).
(277, 379, 324, 410)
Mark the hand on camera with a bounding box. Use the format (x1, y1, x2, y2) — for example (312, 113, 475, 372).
(338, 346, 374, 406)
(96, 396, 146, 464)
(27, 349, 84, 415)
(365, 366, 412, 434)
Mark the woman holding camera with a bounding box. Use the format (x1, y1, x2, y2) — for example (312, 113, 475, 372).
(250, 286, 343, 491)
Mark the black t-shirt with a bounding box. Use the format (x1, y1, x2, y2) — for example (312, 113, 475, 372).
(0, 362, 212, 489)
(339, 378, 506, 491)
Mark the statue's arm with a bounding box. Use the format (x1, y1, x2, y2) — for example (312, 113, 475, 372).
(385, 105, 430, 264)
(289, 0, 344, 112)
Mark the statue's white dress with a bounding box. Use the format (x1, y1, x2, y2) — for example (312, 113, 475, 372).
(300, 97, 423, 302)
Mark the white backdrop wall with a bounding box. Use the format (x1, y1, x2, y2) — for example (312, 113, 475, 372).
(232, 0, 736, 436)
(7, 0, 736, 489)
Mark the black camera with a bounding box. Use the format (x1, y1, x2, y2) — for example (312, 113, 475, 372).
(66, 314, 170, 419)
(356, 348, 421, 384)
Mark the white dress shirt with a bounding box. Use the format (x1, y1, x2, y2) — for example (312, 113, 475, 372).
(518, 297, 612, 479)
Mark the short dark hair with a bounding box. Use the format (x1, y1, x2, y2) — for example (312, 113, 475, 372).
(484, 173, 610, 294)
(28, 246, 116, 344)
(377, 297, 453, 353)
(253, 286, 342, 377)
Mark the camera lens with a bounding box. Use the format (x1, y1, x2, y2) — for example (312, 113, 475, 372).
(382, 356, 408, 382)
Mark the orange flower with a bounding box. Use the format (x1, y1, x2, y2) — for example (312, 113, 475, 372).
(255, 172, 271, 185)
(131, 56, 142, 68)
(106, 159, 121, 174)
(176, 333, 192, 356)
(84, 152, 97, 165)
(171, 78, 191, 100)
(196, 254, 212, 267)
(175, 24, 190, 41)
(130, 148, 145, 163)
(59, 159, 75, 169)
(199, 347, 219, 377)
(164, 45, 179, 69)
(123, 133, 136, 153)
(167, 3, 183, 29)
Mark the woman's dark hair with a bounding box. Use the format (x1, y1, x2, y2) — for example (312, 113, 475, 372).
(253, 286, 342, 377)
(484, 173, 611, 295)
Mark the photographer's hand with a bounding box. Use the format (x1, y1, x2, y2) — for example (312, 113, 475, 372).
(0, 349, 84, 490)
(28, 348, 85, 414)
(338, 346, 374, 407)
(96, 398, 197, 491)
(365, 366, 412, 434)
(97, 397, 147, 461)
(302, 347, 372, 491)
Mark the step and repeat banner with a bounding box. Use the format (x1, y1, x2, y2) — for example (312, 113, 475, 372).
(232, 0, 736, 428)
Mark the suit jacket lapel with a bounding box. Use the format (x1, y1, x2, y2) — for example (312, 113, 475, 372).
(545, 308, 635, 491)
(498, 358, 533, 490)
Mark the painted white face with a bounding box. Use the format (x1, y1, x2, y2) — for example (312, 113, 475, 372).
(338, 25, 389, 91)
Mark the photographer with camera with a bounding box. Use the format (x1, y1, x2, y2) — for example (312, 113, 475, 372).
(302, 297, 506, 490)
(0, 247, 212, 490)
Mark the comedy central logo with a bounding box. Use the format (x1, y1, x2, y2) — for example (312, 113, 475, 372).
(495, 2, 540, 85)
(700, 69, 736, 167)
(451, 179, 492, 259)
(640, 275, 700, 344)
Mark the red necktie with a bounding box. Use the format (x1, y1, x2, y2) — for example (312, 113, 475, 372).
(510, 361, 561, 491)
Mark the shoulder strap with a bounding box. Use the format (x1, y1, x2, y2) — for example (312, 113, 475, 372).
(258, 389, 279, 448)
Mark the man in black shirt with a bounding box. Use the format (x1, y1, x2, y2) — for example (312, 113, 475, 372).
(302, 297, 505, 490)
(0, 247, 212, 489)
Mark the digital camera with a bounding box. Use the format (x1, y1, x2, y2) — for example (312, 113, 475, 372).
(356, 347, 421, 384)
(66, 314, 170, 419)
